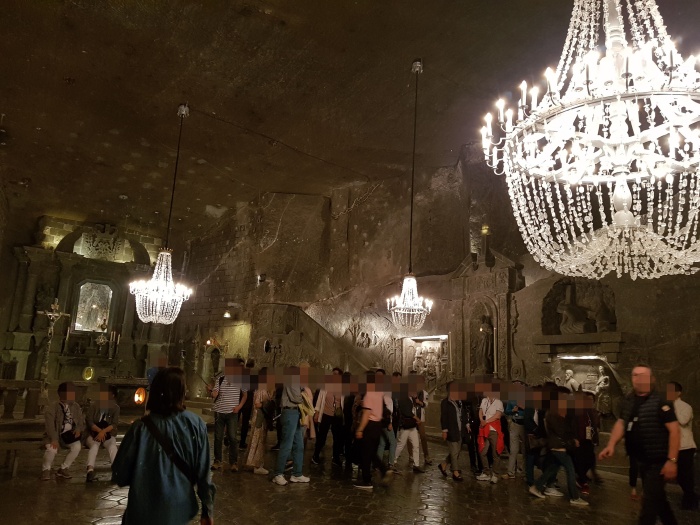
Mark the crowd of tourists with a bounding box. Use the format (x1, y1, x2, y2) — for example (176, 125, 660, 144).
(39, 362, 696, 525)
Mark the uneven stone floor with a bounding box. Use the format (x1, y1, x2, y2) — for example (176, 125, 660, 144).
(1, 431, 697, 525)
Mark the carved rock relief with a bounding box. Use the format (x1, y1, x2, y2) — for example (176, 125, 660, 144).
(542, 278, 617, 336)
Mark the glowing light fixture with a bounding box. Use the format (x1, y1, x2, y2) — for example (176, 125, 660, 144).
(387, 59, 433, 330)
(482, 0, 700, 280)
(130, 104, 192, 324)
(134, 387, 147, 405)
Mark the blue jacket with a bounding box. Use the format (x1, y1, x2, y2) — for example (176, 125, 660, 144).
(112, 410, 215, 524)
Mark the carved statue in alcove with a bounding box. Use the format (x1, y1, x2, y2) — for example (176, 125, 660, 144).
(594, 365, 612, 415)
(473, 315, 494, 374)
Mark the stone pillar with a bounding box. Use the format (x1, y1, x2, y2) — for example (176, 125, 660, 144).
(18, 270, 40, 332)
(8, 252, 28, 333)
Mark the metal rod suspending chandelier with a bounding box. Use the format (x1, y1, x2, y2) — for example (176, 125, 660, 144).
(481, 0, 700, 280)
(387, 59, 433, 330)
(130, 104, 193, 324)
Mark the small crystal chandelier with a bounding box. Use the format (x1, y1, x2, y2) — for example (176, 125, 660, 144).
(482, 0, 700, 280)
(388, 60, 433, 330)
(130, 104, 192, 324)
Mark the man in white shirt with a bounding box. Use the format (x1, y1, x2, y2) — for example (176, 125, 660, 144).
(476, 392, 504, 483)
(667, 381, 698, 510)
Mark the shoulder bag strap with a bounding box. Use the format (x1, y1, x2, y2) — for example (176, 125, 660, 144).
(141, 415, 197, 485)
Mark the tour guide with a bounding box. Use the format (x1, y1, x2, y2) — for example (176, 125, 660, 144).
(599, 364, 681, 525)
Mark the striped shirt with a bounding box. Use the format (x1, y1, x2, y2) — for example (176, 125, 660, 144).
(212, 376, 245, 413)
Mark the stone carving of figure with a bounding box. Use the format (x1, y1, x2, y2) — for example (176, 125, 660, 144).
(474, 315, 494, 373)
(424, 348, 439, 389)
(592, 301, 616, 333)
(594, 365, 612, 414)
(564, 369, 581, 392)
(557, 301, 590, 334)
(412, 346, 425, 374)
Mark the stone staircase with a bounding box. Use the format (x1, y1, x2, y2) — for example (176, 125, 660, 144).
(249, 303, 372, 372)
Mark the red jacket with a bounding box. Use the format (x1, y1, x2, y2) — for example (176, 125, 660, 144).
(477, 418, 505, 455)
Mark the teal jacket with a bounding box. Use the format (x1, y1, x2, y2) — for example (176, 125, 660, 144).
(112, 410, 215, 524)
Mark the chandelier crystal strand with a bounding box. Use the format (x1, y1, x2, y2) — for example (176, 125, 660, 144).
(482, 0, 700, 279)
(130, 104, 192, 324)
(387, 60, 432, 330)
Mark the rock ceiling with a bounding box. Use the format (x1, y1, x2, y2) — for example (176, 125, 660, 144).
(1, 0, 699, 251)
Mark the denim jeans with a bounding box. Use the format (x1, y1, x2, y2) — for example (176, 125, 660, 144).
(275, 408, 304, 477)
(535, 450, 579, 500)
(377, 426, 397, 465)
(214, 411, 239, 464)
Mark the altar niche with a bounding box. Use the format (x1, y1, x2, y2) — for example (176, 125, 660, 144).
(72, 280, 115, 334)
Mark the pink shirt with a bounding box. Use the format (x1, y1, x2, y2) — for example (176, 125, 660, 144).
(362, 391, 384, 422)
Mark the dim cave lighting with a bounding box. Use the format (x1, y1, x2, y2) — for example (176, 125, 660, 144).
(482, 0, 700, 280)
(130, 104, 192, 325)
(387, 59, 433, 331)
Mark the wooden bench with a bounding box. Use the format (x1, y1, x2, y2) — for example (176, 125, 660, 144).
(0, 431, 44, 478)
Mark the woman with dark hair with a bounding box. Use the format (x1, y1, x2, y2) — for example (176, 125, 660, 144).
(112, 367, 216, 525)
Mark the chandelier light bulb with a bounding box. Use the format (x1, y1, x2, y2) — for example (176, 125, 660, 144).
(496, 99, 505, 123)
(530, 86, 539, 111)
(481, 0, 700, 280)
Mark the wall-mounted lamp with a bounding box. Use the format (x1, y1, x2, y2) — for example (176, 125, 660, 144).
(134, 387, 147, 405)
(558, 355, 601, 360)
(223, 311, 232, 319)
(257, 274, 266, 285)
(206, 339, 212, 345)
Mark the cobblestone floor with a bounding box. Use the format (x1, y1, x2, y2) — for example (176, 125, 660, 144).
(1, 430, 697, 525)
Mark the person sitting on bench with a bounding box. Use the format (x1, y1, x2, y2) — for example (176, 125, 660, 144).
(85, 384, 120, 482)
(42, 382, 85, 481)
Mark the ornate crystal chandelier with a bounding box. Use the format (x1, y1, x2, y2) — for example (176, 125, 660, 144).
(130, 104, 192, 324)
(388, 60, 433, 330)
(482, 0, 700, 280)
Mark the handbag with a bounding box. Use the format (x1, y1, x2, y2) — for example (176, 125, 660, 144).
(60, 429, 80, 444)
(91, 415, 112, 440)
(527, 433, 547, 450)
(141, 415, 197, 485)
(333, 398, 343, 418)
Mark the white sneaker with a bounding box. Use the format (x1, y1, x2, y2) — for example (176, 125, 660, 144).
(476, 473, 491, 481)
(253, 467, 269, 475)
(272, 474, 288, 486)
(570, 498, 590, 507)
(290, 475, 310, 483)
(544, 487, 564, 497)
(529, 486, 546, 499)
(490, 474, 499, 484)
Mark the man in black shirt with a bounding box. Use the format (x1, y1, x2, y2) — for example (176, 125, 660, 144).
(599, 365, 681, 525)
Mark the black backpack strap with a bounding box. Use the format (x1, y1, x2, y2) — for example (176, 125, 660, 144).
(141, 415, 197, 485)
